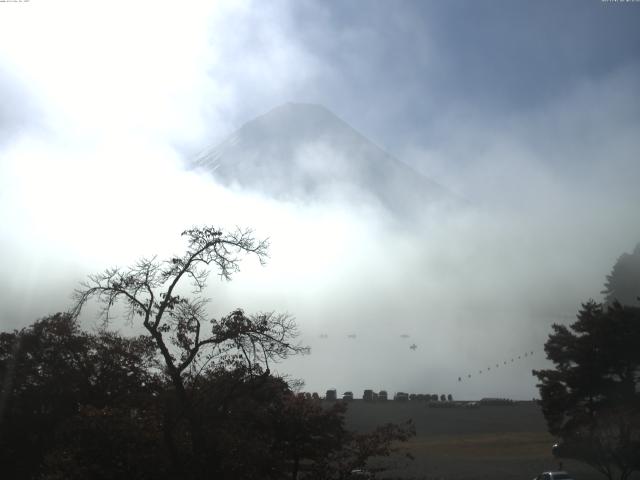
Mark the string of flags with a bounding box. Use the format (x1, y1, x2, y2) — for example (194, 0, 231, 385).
(457, 351, 536, 382)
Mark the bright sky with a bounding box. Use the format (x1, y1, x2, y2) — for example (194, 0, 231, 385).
(1, 0, 639, 399)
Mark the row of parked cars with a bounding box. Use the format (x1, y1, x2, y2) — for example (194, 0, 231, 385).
(322, 389, 455, 402)
(297, 391, 517, 407)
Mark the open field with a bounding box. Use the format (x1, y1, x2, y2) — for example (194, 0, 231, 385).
(342, 401, 606, 480)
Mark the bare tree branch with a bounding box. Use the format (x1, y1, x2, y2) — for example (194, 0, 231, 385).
(70, 225, 303, 388)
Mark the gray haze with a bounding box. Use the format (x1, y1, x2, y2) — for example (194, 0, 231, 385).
(1, 0, 639, 400)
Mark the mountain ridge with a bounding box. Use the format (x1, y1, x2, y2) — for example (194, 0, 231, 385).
(192, 102, 456, 216)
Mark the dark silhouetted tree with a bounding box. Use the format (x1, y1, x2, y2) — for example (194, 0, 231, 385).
(533, 301, 640, 480)
(0, 313, 162, 479)
(167, 364, 415, 480)
(273, 392, 348, 479)
(70, 226, 307, 475)
(602, 243, 640, 307)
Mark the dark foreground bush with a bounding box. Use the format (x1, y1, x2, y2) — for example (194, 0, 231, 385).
(0, 313, 414, 479)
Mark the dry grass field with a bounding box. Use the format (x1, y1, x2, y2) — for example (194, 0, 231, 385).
(343, 401, 604, 480)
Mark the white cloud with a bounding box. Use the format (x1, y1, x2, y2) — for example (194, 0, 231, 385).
(0, 1, 638, 400)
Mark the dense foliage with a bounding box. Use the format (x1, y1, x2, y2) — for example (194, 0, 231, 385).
(0, 313, 163, 479)
(534, 301, 640, 480)
(0, 313, 414, 479)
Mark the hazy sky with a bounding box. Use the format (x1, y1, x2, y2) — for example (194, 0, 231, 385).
(1, 0, 639, 399)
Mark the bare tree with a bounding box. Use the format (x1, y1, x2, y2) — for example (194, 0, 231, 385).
(70, 226, 307, 472)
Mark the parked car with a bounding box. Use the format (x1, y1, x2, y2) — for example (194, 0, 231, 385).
(533, 471, 574, 480)
(349, 468, 373, 478)
(325, 389, 337, 401)
(394, 392, 409, 402)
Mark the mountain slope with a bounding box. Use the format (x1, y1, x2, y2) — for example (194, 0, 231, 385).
(192, 103, 454, 215)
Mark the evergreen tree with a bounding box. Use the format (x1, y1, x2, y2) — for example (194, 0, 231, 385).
(533, 301, 640, 480)
(602, 243, 640, 306)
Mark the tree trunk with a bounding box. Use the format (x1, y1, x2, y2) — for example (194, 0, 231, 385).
(163, 405, 181, 475)
(148, 325, 215, 477)
(169, 369, 217, 477)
